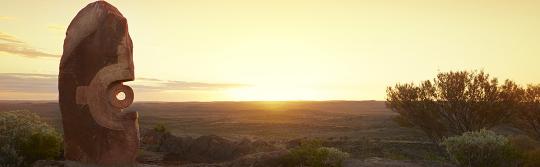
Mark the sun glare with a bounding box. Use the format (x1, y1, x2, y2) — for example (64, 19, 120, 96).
(226, 85, 323, 101)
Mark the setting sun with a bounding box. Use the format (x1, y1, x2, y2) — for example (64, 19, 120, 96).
(226, 85, 323, 101)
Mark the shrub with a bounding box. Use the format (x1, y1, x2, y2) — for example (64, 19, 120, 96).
(281, 139, 350, 167)
(513, 84, 540, 140)
(316, 147, 350, 166)
(386, 70, 523, 143)
(19, 131, 63, 163)
(442, 129, 520, 167)
(153, 123, 168, 133)
(0, 110, 63, 166)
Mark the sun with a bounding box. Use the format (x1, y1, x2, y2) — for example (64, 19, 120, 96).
(226, 85, 323, 101)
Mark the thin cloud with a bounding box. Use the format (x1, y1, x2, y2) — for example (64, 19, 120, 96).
(0, 32, 23, 43)
(131, 77, 249, 91)
(163, 81, 248, 90)
(0, 43, 59, 58)
(47, 25, 66, 31)
(0, 73, 248, 94)
(138, 77, 163, 81)
(0, 32, 60, 58)
(0, 73, 57, 93)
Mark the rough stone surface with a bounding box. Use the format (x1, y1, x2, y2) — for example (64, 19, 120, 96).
(58, 1, 138, 166)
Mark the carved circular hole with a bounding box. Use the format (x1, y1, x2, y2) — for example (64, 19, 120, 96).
(109, 84, 134, 109)
(116, 92, 126, 101)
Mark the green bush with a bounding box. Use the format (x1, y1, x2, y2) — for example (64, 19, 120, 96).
(0, 110, 63, 166)
(281, 139, 350, 167)
(20, 131, 63, 163)
(442, 129, 520, 167)
(153, 123, 168, 133)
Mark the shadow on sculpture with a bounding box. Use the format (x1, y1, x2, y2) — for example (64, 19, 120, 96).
(58, 1, 138, 166)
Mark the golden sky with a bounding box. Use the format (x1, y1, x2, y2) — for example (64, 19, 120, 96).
(1, 0, 539, 101)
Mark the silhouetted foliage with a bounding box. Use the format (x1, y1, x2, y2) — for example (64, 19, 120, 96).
(386, 71, 523, 143)
(0, 110, 63, 166)
(513, 84, 540, 140)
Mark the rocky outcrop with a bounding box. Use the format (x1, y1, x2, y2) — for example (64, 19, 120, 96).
(141, 129, 279, 163)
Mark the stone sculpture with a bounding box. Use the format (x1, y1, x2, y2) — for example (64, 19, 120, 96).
(58, 1, 138, 166)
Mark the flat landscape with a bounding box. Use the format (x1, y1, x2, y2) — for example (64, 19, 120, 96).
(2, 100, 455, 166)
(0, 100, 426, 141)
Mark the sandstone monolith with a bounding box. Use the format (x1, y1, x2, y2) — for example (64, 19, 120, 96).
(58, 1, 138, 166)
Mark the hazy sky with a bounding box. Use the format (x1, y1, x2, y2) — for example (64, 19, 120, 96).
(1, 0, 539, 101)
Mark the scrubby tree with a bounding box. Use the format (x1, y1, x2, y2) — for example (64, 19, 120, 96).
(386, 71, 523, 143)
(513, 84, 540, 140)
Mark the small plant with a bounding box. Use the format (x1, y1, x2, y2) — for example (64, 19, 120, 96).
(281, 139, 350, 167)
(153, 123, 168, 133)
(0, 110, 63, 166)
(316, 147, 350, 166)
(442, 129, 520, 167)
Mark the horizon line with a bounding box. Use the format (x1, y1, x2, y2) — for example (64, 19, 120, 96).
(0, 99, 385, 103)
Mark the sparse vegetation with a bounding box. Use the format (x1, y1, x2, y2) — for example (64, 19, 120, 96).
(281, 139, 350, 167)
(386, 70, 523, 143)
(0, 110, 63, 166)
(442, 129, 520, 167)
(5, 97, 540, 166)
